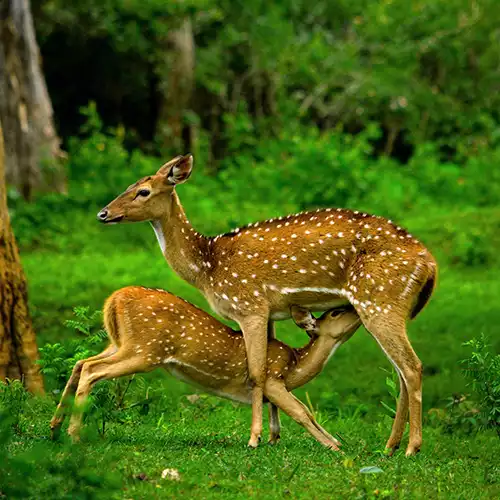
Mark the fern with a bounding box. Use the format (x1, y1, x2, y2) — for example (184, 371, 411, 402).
(39, 306, 107, 388)
(38, 305, 139, 434)
(462, 334, 500, 438)
(380, 368, 399, 417)
(64, 306, 103, 336)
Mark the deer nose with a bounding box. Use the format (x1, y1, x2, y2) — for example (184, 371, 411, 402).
(97, 209, 108, 221)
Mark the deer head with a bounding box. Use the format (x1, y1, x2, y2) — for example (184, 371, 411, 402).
(291, 305, 361, 340)
(97, 154, 193, 223)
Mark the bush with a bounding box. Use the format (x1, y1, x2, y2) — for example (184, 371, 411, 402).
(9, 108, 500, 259)
(38, 306, 158, 437)
(66, 103, 158, 206)
(0, 404, 122, 499)
(462, 335, 500, 437)
(38, 306, 107, 390)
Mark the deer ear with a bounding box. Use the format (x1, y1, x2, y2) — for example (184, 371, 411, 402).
(290, 306, 317, 334)
(158, 154, 193, 185)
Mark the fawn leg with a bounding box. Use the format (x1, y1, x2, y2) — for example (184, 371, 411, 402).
(268, 403, 281, 445)
(50, 344, 117, 437)
(386, 373, 409, 455)
(266, 319, 281, 445)
(264, 379, 340, 450)
(240, 314, 269, 448)
(289, 393, 341, 447)
(67, 350, 147, 441)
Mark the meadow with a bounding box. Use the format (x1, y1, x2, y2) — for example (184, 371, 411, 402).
(3, 1, 500, 497)
(2, 127, 500, 498)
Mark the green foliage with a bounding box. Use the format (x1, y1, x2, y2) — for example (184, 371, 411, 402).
(32, 0, 500, 162)
(448, 229, 494, 268)
(462, 335, 500, 437)
(0, 380, 29, 433)
(38, 306, 107, 389)
(1, 383, 500, 498)
(67, 103, 158, 205)
(10, 108, 500, 259)
(0, 406, 122, 499)
(380, 370, 399, 417)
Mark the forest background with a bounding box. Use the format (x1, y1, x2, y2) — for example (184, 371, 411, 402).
(1, 1, 499, 498)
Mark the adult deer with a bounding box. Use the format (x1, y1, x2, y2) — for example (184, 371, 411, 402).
(98, 154, 437, 456)
(50, 286, 361, 447)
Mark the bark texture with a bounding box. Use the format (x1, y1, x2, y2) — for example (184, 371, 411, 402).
(157, 18, 195, 153)
(0, 0, 64, 200)
(0, 123, 43, 393)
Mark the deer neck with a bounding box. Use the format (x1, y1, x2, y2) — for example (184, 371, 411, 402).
(286, 335, 339, 390)
(151, 191, 209, 288)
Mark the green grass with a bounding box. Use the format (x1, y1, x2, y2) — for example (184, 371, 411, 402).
(2, 207, 500, 498)
(2, 391, 500, 499)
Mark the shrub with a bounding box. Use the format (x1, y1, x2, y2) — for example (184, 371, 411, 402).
(462, 335, 500, 437)
(10, 107, 500, 259)
(38, 306, 107, 389)
(38, 306, 155, 437)
(0, 406, 122, 499)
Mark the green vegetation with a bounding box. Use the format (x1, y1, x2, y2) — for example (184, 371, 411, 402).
(2, 124, 500, 497)
(2, 1, 500, 497)
(32, 0, 500, 162)
(1, 387, 499, 499)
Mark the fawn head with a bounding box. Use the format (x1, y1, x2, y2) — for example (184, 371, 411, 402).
(97, 154, 193, 223)
(291, 305, 361, 340)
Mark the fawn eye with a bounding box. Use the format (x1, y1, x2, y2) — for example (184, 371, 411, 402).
(137, 189, 150, 198)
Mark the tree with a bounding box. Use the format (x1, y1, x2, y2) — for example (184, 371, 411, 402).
(0, 123, 43, 393)
(0, 0, 65, 200)
(156, 17, 196, 153)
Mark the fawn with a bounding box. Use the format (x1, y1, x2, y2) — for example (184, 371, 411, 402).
(98, 154, 437, 455)
(50, 286, 361, 448)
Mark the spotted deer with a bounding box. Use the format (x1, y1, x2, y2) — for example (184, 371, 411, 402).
(50, 286, 361, 448)
(97, 154, 437, 456)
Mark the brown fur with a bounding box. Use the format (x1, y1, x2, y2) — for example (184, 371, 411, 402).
(50, 286, 361, 449)
(97, 154, 438, 455)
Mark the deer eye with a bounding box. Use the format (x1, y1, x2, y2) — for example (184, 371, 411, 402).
(137, 189, 150, 198)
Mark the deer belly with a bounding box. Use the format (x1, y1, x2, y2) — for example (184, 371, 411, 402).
(270, 291, 349, 320)
(165, 360, 252, 404)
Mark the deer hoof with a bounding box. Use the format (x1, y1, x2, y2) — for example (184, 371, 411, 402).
(405, 445, 421, 457)
(247, 435, 261, 448)
(268, 435, 280, 446)
(50, 425, 61, 441)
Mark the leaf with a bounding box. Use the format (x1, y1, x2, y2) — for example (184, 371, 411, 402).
(360, 466, 384, 474)
(380, 401, 397, 416)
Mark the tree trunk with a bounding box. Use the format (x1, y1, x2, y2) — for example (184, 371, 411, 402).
(0, 0, 65, 200)
(0, 123, 43, 393)
(156, 17, 195, 153)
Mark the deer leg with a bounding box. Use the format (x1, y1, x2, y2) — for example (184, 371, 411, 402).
(67, 350, 148, 441)
(50, 344, 117, 438)
(267, 320, 276, 340)
(289, 393, 341, 447)
(362, 317, 422, 456)
(264, 379, 340, 450)
(386, 373, 409, 455)
(266, 321, 281, 444)
(268, 403, 281, 445)
(240, 314, 269, 448)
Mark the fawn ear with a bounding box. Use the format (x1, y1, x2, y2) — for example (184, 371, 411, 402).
(290, 306, 317, 335)
(158, 154, 193, 185)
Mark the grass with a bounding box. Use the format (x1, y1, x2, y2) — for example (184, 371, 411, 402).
(2, 206, 499, 498)
(2, 391, 500, 499)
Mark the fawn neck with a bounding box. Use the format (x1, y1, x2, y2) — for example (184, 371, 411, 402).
(151, 191, 209, 288)
(286, 335, 339, 389)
